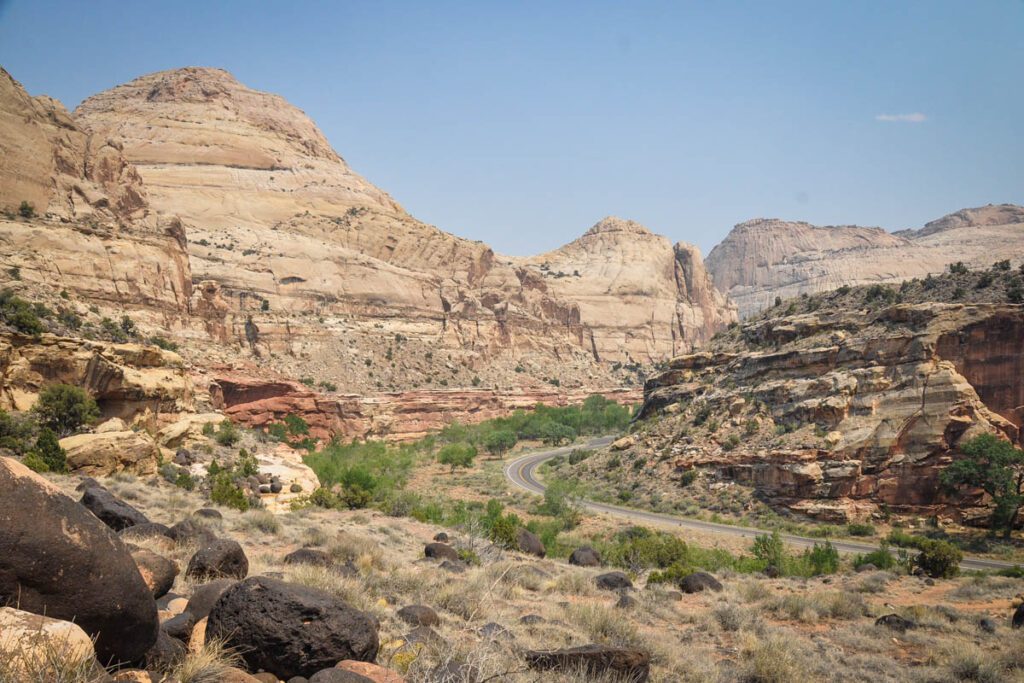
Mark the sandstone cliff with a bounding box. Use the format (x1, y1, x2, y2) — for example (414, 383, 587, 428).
(623, 281, 1024, 522)
(707, 205, 1024, 318)
(63, 66, 736, 390)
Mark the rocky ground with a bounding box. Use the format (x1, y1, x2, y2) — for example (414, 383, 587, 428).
(5, 453, 1024, 683)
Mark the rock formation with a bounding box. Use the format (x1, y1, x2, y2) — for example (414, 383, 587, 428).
(0, 332, 193, 428)
(707, 205, 1024, 317)
(635, 298, 1024, 522)
(67, 67, 735, 386)
(210, 368, 641, 442)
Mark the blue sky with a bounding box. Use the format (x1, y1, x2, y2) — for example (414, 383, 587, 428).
(1, 1, 1021, 255)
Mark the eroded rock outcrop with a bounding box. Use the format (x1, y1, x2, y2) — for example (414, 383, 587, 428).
(0, 333, 193, 428)
(707, 206, 1024, 318)
(637, 303, 1024, 521)
(210, 369, 640, 442)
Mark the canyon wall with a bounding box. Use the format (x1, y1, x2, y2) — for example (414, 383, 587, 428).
(707, 205, 1024, 318)
(635, 302, 1024, 522)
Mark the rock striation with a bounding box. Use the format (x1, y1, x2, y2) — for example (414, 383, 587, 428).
(68, 67, 735, 381)
(637, 301, 1024, 522)
(707, 206, 1024, 318)
(209, 368, 640, 442)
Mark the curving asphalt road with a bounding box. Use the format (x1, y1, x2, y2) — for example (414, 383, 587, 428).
(504, 436, 1020, 573)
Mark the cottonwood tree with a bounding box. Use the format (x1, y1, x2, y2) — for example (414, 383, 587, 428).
(942, 433, 1024, 538)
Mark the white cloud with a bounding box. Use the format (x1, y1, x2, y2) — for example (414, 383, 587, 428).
(875, 112, 927, 123)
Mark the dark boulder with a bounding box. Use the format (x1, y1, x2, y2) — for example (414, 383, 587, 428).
(616, 593, 639, 609)
(173, 449, 193, 466)
(144, 628, 185, 670)
(284, 548, 332, 567)
(403, 624, 443, 646)
(206, 576, 379, 679)
(524, 644, 650, 682)
(569, 546, 601, 567)
(0, 457, 158, 665)
(515, 528, 546, 558)
(478, 622, 514, 641)
(162, 611, 196, 641)
(424, 542, 460, 562)
(193, 508, 223, 521)
(679, 572, 723, 594)
(439, 560, 466, 573)
(80, 486, 149, 531)
(876, 614, 917, 632)
(308, 670, 374, 683)
(1013, 603, 1024, 629)
(132, 549, 179, 599)
(397, 604, 440, 627)
(120, 522, 172, 542)
(184, 578, 236, 619)
(979, 617, 997, 634)
(167, 518, 218, 545)
(595, 571, 633, 591)
(185, 538, 249, 581)
(433, 532, 449, 543)
(763, 564, 781, 578)
(520, 614, 545, 625)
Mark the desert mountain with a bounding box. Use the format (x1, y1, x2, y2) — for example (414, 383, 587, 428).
(707, 205, 1024, 318)
(1, 66, 735, 394)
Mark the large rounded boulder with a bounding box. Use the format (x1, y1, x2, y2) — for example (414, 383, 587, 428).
(207, 575, 379, 679)
(80, 484, 150, 531)
(185, 538, 249, 581)
(0, 457, 159, 665)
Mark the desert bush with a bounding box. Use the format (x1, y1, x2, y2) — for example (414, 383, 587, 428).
(846, 522, 876, 537)
(915, 539, 962, 578)
(209, 472, 250, 512)
(213, 420, 241, 447)
(0, 289, 46, 335)
(33, 384, 99, 437)
(437, 442, 477, 471)
(304, 438, 415, 508)
(483, 429, 516, 457)
(852, 542, 897, 571)
(241, 509, 281, 535)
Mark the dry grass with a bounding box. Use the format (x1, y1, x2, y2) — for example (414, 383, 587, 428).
(167, 638, 242, 683)
(0, 632, 104, 683)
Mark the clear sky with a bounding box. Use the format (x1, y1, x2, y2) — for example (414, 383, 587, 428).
(1, 1, 1021, 255)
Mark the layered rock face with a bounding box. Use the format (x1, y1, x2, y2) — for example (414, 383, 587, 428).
(0, 68, 193, 320)
(526, 218, 736, 361)
(637, 302, 1024, 522)
(707, 206, 1024, 318)
(209, 369, 641, 442)
(0, 333, 193, 428)
(69, 67, 735, 385)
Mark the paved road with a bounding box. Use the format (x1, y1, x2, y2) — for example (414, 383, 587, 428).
(504, 436, 1020, 573)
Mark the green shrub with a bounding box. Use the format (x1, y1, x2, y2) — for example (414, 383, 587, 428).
(846, 522, 876, 537)
(0, 409, 35, 454)
(304, 438, 416, 508)
(483, 429, 516, 457)
(307, 486, 343, 509)
(752, 531, 786, 568)
(852, 542, 896, 570)
(22, 451, 50, 473)
(568, 448, 592, 465)
(915, 539, 962, 578)
(806, 541, 840, 575)
(31, 428, 66, 473)
(214, 420, 241, 447)
(149, 336, 179, 352)
(236, 450, 259, 476)
(437, 442, 477, 471)
(33, 384, 99, 437)
(210, 472, 250, 511)
(0, 289, 45, 336)
(679, 469, 698, 487)
(284, 414, 310, 436)
(202, 422, 216, 437)
(18, 200, 35, 218)
(482, 499, 522, 549)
